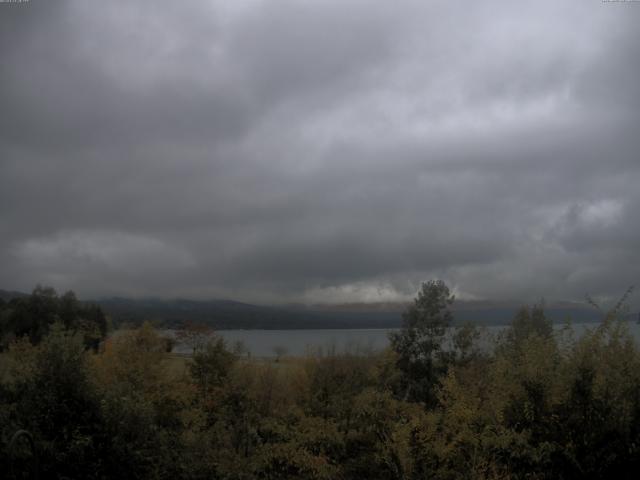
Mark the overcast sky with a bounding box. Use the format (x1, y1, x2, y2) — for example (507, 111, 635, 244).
(1, 0, 639, 306)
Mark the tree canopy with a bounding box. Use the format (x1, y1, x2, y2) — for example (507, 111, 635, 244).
(389, 279, 455, 405)
(0, 286, 108, 351)
(2, 283, 640, 479)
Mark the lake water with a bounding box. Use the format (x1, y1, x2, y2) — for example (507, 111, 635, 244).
(169, 321, 640, 357)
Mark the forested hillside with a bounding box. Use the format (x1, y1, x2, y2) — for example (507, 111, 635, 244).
(97, 297, 605, 329)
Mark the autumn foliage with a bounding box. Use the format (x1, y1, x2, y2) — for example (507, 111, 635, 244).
(1, 284, 640, 479)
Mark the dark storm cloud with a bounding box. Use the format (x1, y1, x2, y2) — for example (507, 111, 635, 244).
(1, 0, 640, 306)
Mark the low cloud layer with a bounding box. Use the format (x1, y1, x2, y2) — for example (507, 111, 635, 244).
(1, 0, 639, 306)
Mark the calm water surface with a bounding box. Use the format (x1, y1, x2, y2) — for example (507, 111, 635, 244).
(168, 321, 640, 357)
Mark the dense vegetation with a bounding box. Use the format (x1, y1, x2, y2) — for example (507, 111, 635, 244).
(1, 282, 639, 479)
(0, 286, 108, 351)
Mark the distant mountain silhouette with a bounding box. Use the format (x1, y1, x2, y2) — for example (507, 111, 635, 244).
(0, 289, 29, 301)
(0, 288, 619, 329)
(95, 297, 607, 329)
(96, 297, 400, 329)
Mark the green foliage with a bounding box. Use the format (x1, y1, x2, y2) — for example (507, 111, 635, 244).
(303, 352, 376, 421)
(451, 322, 485, 366)
(0, 285, 108, 350)
(2, 285, 640, 479)
(1, 324, 105, 479)
(190, 336, 238, 395)
(505, 303, 553, 350)
(389, 280, 455, 405)
(91, 321, 193, 479)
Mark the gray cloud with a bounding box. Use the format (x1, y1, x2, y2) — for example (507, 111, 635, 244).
(1, 0, 639, 307)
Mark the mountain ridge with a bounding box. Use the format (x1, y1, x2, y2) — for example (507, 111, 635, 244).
(1, 288, 624, 329)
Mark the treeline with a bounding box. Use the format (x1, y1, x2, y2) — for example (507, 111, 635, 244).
(1, 281, 640, 479)
(0, 286, 108, 351)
